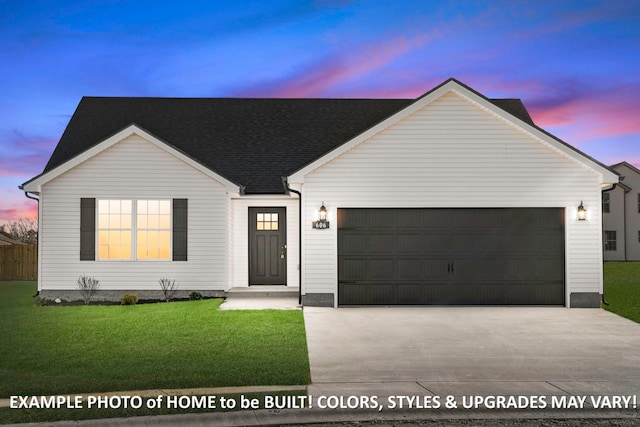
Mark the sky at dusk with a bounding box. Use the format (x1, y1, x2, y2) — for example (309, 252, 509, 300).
(1, 0, 639, 225)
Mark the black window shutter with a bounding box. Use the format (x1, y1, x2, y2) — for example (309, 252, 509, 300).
(80, 198, 96, 261)
(173, 199, 188, 261)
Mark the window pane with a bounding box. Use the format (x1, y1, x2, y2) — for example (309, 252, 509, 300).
(110, 245, 120, 259)
(137, 231, 147, 245)
(149, 231, 159, 245)
(138, 200, 147, 214)
(137, 245, 147, 260)
(138, 215, 147, 228)
(110, 200, 121, 214)
(147, 246, 159, 259)
(98, 200, 109, 214)
(257, 213, 264, 222)
(160, 214, 171, 229)
(159, 246, 170, 259)
(110, 215, 121, 228)
(121, 244, 131, 260)
(160, 200, 170, 215)
(159, 231, 170, 246)
(257, 222, 264, 230)
(272, 213, 278, 222)
(149, 214, 159, 229)
(98, 230, 108, 246)
(97, 200, 133, 260)
(148, 200, 159, 215)
(98, 245, 108, 259)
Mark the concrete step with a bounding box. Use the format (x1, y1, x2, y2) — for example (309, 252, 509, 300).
(226, 286, 299, 298)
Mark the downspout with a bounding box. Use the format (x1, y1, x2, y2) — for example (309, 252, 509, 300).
(21, 190, 40, 297)
(601, 183, 617, 306)
(623, 186, 628, 262)
(284, 182, 303, 306)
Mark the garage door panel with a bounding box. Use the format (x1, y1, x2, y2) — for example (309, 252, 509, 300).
(338, 208, 565, 306)
(397, 259, 424, 279)
(369, 233, 396, 253)
(397, 233, 425, 253)
(339, 233, 368, 253)
(339, 259, 369, 280)
(370, 259, 395, 278)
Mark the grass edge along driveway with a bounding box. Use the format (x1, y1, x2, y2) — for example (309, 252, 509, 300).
(603, 261, 640, 323)
(0, 281, 310, 398)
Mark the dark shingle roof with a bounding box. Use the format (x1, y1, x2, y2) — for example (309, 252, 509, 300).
(43, 94, 536, 194)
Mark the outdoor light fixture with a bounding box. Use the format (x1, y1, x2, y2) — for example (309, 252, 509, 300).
(312, 202, 330, 229)
(577, 201, 587, 221)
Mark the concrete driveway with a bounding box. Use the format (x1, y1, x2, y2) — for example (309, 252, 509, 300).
(304, 307, 640, 401)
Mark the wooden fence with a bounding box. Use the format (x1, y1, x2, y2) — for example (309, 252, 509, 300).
(0, 244, 37, 281)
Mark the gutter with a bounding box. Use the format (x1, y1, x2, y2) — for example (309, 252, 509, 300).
(20, 189, 40, 297)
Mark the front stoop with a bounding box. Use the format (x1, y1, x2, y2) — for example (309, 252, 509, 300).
(221, 286, 301, 310)
(225, 286, 299, 298)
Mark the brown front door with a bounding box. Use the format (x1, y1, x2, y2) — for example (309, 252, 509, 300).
(249, 207, 287, 285)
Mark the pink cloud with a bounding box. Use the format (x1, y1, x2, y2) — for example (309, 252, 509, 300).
(528, 87, 640, 144)
(0, 197, 38, 226)
(237, 32, 439, 98)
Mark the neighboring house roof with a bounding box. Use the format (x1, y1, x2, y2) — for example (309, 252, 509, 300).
(0, 234, 26, 245)
(611, 161, 640, 176)
(23, 78, 616, 193)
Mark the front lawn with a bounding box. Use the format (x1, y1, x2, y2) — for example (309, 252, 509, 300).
(0, 281, 310, 398)
(603, 262, 640, 323)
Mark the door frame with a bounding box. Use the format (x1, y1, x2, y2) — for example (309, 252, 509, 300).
(248, 206, 287, 285)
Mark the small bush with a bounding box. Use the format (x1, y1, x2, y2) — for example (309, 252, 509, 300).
(76, 275, 100, 305)
(189, 292, 203, 301)
(159, 278, 178, 302)
(120, 294, 139, 305)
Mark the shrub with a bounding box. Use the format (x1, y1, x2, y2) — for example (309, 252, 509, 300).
(159, 278, 178, 302)
(189, 292, 203, 301)
(76, 275, 100, 305)
(120, 293, 139, 305)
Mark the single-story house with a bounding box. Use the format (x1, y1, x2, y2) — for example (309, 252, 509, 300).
(20, 78, 618, 307)
(603, 161, 640, 261)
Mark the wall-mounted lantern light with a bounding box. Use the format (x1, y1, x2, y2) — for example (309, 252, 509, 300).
(312, 202, 330, 229)
(577, 201, 587, 221)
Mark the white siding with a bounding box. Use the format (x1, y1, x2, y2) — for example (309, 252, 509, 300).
(301, 92, 604, 305)
(39, 135, 230, 291)
(231, 197, 300, 288)
(617, 164, 640, 261)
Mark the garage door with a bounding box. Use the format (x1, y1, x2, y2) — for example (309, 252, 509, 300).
(337, 208, 565, 306)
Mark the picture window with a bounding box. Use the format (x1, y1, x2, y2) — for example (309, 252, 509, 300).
(97, 199, 171, 260)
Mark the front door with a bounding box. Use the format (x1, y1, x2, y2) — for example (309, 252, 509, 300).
(249, 207, 287, 285)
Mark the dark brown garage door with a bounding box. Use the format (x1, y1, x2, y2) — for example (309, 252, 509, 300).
(338, 208, 565, 306)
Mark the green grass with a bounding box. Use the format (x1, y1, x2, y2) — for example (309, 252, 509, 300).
(603, 262, 640, 323)
(0, 281, 310, 398)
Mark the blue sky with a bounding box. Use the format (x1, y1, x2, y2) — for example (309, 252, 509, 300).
(1, 0, 639, 224)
